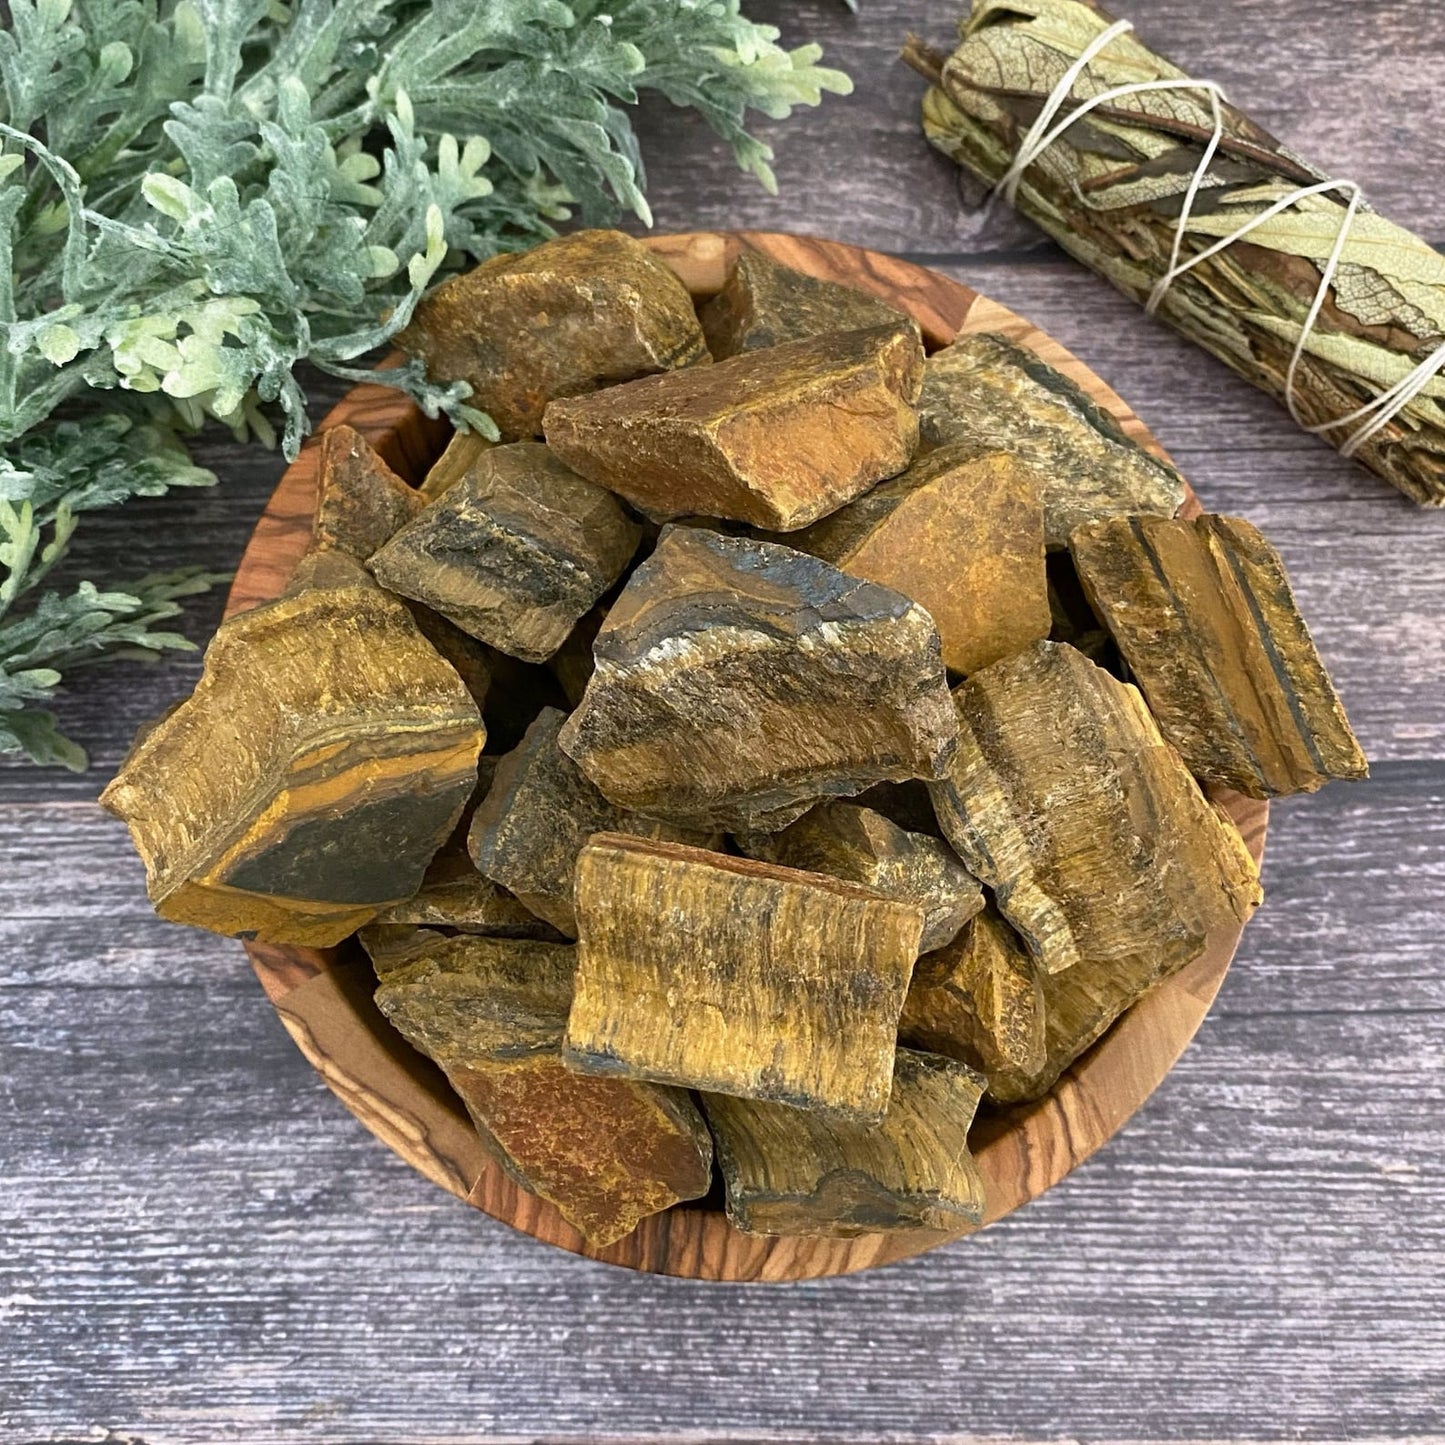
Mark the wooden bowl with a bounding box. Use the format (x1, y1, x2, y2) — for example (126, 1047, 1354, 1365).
(227, 231, 1268, 1281)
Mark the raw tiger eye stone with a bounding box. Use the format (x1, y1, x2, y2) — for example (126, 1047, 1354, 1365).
(398, 228, 708, 439)
(557, 526, 959, 833)
(1069, 513, 1369, 798)
(564, 833, 925, 1122)
(899, 908, 1046, 1104)
(701, 1048, 987, 1237)
(368, 442, 642, 663)
(374, 934, 713, 1247)
(544, 322, 924, 531)
(99, 555, 483, 946)
(371, 849, 565, 941)
(417, 428, 492, 505)
(782, 444, 1050, 674)
(698, 250, 913, 359)
(918, 332, 1186, 545)
(310, 423, 421, 560)
(928, 641, 1262, 977)
(467, 707, 716, 937)
(735, 801, 982, 953)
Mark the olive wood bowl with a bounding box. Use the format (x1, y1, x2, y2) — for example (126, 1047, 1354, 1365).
(226, 230, 1268, 1281)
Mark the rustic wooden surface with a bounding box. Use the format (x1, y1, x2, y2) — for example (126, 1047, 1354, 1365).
(3, 0, 1444, 1436)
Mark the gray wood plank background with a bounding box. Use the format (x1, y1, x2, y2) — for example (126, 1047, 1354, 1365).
(4, 1, 1444, 1440)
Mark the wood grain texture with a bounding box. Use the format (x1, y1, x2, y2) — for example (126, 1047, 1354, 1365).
(4, 0, 1444, 1429)
(220, 231, 1268, 1281)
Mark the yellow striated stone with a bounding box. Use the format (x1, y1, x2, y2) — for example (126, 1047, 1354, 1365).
(735, 800, 982, 953)
(399, 229, 708, 439)
(544, 322, 924, 531)
(1069, 513, 1369, 798)
(557, 526, 959, 833)
(564, 833, 925, 1122)
(918, 332, 1186, 546)
(369, 442, 642, 664)
(100, 554, 483, 946)
(781, 444, 1051, 674)
(899, 908, 1047, 1103)
(928, 640, 1261, 977)
(374, 933, 713, 1247)
(698, 250, 913, 359)
(701, 1048, 987, 1237)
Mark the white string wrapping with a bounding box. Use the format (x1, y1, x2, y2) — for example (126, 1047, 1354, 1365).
(991, 18, 1445, 457)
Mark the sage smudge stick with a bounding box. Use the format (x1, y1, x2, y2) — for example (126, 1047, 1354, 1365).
(904, 0, 1445, 506)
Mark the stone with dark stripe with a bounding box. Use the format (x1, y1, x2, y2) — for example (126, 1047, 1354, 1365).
(557, 526, 959, 833)
(368, 442, 642, 664)
(1069, 512, 1369, 798)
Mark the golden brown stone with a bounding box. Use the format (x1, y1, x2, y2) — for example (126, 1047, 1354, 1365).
(564, 833, 925, 1122)
(417, 429, 491, 505)
(899, 908, 1046, 1103)
(374, 934, 712, 1246)
(781, 444, 1050, 674)
(557, 526, 959, 832)
(99, 555, 483, 946)
(928, 640, 1262, 977)
(368, 442, 642, 663)
(735, 801, 982, 953)
(371, 847, 566, 941)
(310, 423, 421, 560)
(544, 323, 924, 531)
(357, 923, 448, 977)
(1069, 513, 1369, 798)
(701, 1048, 987, 1237)
(468, 707, 716, 937)
(918, 332, 1186, 545)
(399, 229, 708, 439)
(698, 250, 913, 359)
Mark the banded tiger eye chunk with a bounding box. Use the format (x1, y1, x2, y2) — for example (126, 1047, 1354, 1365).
(467, 708, 716, 937)
(99, 556, 483, 947)
(374, 934, 712, 1247)
(783, 444, 1050, 674)
(701, 1048, 987, 1237)
(918, 332, 1186, 546)
(565, 833, 925, 1122)
(310, 423, 422, 560)
(399, 228, 708, 439)
(544, 322, 924, 531)
(899, 908, 1046, 1104)
(557, 527, 959, 833)
(370, 849, 566, 941)
(1069, 513, 1368, 798)
(735, 801, 982, 953)
(928, 641, 1261, 978)
(368, 442, 642, 664)
(699, 250, 913, 359)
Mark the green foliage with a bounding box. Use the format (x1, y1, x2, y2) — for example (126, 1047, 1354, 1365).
(0, 0, 851, 766)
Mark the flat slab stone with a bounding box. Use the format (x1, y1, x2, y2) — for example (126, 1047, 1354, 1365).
(558, 526, 959, 833)
(544, 322, 923, 531)
(699, 250, 913, 358)
(99, 555, 483, 946)
(373, 933, 713, 1247)
(701, 1048, 987, 1237)
(928, 640, 1262, 977)
(399, 228, 708, 439)
(368, 442, 642, 663)
(918, 332, 1186, 546)
(1069, 512, 1369, 798)
(564, 833, 925, 1123)
(782, 443, 1051, 674)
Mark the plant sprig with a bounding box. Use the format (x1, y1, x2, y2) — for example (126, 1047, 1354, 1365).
(0, 0, 852, 768)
